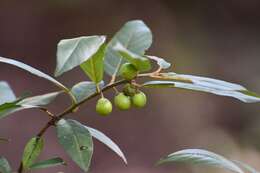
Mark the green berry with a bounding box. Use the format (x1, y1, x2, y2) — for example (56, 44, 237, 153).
(96, 98, 112, 116)
(132, 92, 147, 108)
(114, 93, 131, 110)
(123, 83, 137, 97)
(120, 63, 138, 80)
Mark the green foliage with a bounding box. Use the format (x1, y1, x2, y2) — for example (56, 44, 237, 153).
(29, 157, 65, 169)
(104, 20, 152, 76)
(22, 137, 44, 170)
(0, 157, 12, 173)
(56, 119, 93, 172)
(0, 19, 260, 173)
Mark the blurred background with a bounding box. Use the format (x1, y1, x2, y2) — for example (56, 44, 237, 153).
(0, 0, 260, 172)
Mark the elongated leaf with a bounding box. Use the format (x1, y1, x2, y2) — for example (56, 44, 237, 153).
(0, 81, 16, 105)
(104, 20, 152, 76)
(55, 36, 106, 77)
(22, 137, 44, 169)
(143, 73, 260, 103)
(80, 43, 106, 83)
(146, 55, 171, 69)
(113, 42, 151, 71)
(30, 157, 66, 169)
(0, 91, 60, 119)
(71, 81, 104, 103)
(157, 149, 244, 173)
(0, 56, 67, 91)
(56, 119, 93, 172)
(233, 160, 259, 173)
(0, 156, 11, 173)
(84, 125, 127, 164)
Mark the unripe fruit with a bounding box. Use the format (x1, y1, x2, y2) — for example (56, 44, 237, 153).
(96, 98, 112, 116)
(132, 92, 147, 108)
(123, 83, 137, 97)
(114, 93, 131, 110)
(120, 63, 138, 80)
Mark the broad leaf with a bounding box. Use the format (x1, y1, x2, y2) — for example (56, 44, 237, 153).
(157, 149, 244, 173)
(55, 36, 106, 77)
(146, 55, 171, 69)
(0, 81, 16, 105)
(0, 92, 60, 119)
(80, 44, 106, 83)
(143, 73, 260, 103)
(0, 56, 67, 91)
(113, 42, 151, 72)
(30, 157, 66, 169)
(0, 156, 11, 173)
(22, 137, 44, 169)
(56, 119, 93, 172)
(84, 125, 127, 164)
(104, 20, 152, 76)
(71, 81, 104, 103)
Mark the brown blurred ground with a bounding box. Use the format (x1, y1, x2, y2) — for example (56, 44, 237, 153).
(0, 0, 260, 172)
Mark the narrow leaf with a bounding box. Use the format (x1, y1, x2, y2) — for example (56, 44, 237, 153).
(0, 56, 68, 91)
(71, 81, 104, 103)
(104, 20, 152, 76)
(55, 36, 106, 77)
(113, 42, 151, 72)
(84, 125, 127, 164)
(157, 149, 244, 173)
(233, 160, 259, 173)
(22, 137, 44, 169)
(146, 55, 171, 69)
(143, 73, 260, 103)
(80, 43, 106, 83)
(30, 157, 66, 169)
(0, 81, 16, 105)
(56, 119, 93, 172)
(0, 157, 11, 173)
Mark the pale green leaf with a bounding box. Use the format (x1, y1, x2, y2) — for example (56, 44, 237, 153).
(113, 42, 151, 72)
(146, 55, 171, 69)
(30, 157, 66, 169)
(55, 36, 106, 77)
(80, 44, 106, 83)
(84, 125, 127, 164)
(0, 156, 11, 173)
(22, 137, 44, 169)
(0, 56, 68, 91)
(71, 81, 104, 103)
(157, 149, 244, 173)
(143, 73, 260, 103)
(56, 119, 93, 172)
(104, 20, 152, 76)
(233, 160, 259, 173)
(0, 81, 16, 105)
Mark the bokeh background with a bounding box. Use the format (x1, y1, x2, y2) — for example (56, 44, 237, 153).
(0, 0, 260, 173)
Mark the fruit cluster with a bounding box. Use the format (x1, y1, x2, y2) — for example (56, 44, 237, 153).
(95, 63, 147, 116)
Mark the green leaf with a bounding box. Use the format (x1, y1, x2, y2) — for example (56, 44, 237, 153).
(56, 119, 93, 172)
(30, 157, 66, 169)
(0, 81, 16, 105)
(104, 20, 152, 76)
(84, 126, 127, 164)
(22, 137, 44, 170)
(55, 36, 106, 77)
(80, 44, 106, 83)
(113, 42, 151, 72)
(157, 149, 244, 173)
(0, 156, 12, 173)
(143, 73, 260, 103)
(0, 56, 68, 91)
(146, 55, 171, 69)
(0, 92, 60, 119)
(233, 160, 259, 173)
(71, 81, 104, 103)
